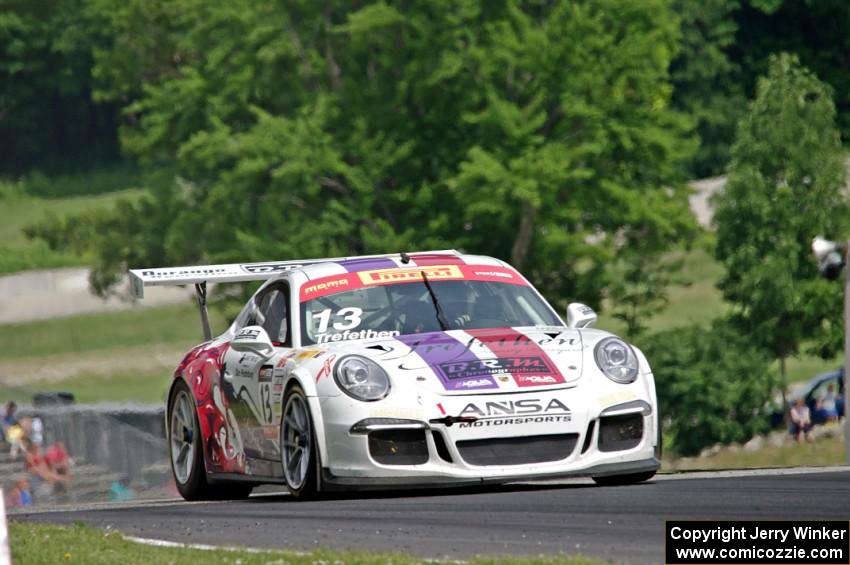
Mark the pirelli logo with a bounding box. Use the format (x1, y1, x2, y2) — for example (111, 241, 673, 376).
(302, 277, 350, 296)
(358, 265, 463, 284)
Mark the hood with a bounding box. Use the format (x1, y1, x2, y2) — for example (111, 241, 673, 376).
(324, 326, 583, 395)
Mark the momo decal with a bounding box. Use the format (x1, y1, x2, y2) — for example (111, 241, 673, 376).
(396, 333, 498, 391)
(465, 328, 566, 387)
(457, 398, 571, 428)
(301, 276, 352, 299)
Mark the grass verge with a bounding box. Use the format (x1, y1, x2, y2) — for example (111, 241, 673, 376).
(8, 521, 607, 565)
(0, 370, 172, 405)
(0, 304, 228, 403)
(0, 304, 225, 361)
(665, 431, 846, 471)
(0, 185, 145, 274)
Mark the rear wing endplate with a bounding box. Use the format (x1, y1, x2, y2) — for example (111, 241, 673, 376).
(128, 250, 460, 341)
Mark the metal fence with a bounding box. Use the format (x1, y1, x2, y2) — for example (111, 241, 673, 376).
(3, 403, 175, 506)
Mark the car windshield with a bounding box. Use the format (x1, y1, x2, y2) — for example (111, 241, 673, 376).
(300, 279, 562, 345)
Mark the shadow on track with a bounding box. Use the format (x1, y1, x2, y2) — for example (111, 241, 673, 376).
(246, 477, 659, 504)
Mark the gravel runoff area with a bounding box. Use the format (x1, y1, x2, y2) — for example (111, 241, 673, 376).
(0, 267, 193, 325)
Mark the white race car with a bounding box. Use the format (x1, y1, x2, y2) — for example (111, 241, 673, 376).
(130, 250, 660, 500)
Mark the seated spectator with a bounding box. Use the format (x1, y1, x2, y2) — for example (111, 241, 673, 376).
(820, 384, 840, 423)
(24, 439, 69, 497)
(19, 416, 44, 447)
(5, 478, 33, 509)
(1, 401, 17, 437)
(109, 476, 134, 502)
(45, 442, 72, 481)
(789, 398, 813, 443)
(6, 423, 26, 458)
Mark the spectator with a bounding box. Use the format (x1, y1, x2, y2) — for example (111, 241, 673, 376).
(6, 422, 26, 458)
(24, 439, 69, 497)
(1, 401, 17, 437)
(45, 442, 72, 482)
(789, 398, 813, 443)
(109, 476, 134, 502)
(5, 479, 33, 509)
(820, 384, 840, 424)
(19, 416, 44, 447)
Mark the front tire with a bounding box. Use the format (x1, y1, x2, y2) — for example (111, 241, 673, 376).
(168, 379, 253, 500)
(281, 384, 321, 497)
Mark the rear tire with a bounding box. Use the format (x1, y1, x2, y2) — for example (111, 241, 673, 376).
(168, 379, 253, 500)
(281, 384, 321, 498)
(592, 470, 656, 486)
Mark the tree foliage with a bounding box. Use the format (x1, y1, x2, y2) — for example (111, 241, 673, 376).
(35, 0, 695, 307)
(713, 54, 849, 383)
(669, 0, 745, 177)
(4, 1, 850, 179)
(0, 0, 120, 172)
(643, 319, 775, 456)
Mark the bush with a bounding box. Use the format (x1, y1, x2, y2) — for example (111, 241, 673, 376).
(642, 319, 775, 456)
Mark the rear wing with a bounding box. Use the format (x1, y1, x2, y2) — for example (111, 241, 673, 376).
(128, 250, 460, 341)
(128, 250, 460, 299)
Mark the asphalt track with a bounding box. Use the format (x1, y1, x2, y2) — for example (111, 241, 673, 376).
(12, 467, 850, 564)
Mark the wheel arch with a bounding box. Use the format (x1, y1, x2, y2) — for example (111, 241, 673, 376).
(281, 370, 329, 468)
(167, 372, 218, 480)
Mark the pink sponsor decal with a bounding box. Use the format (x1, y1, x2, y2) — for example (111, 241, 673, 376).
(465, 328, 565, 387)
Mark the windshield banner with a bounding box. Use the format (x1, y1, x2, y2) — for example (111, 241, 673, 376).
(299, 264, 525, 302)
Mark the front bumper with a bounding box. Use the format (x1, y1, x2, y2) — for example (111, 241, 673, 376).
(321, 457, 660, 490)
(316, 383, 658, 488)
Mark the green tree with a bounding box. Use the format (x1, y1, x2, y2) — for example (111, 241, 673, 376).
(607, 251, 682, 339)
(0, 0, 121, 173)
(713, 53, 849, 404)
(40, 0, 696, 309)
(733, 0, 850, 151)
(669, 0, 746, 177)
(643, 320, 774, 456)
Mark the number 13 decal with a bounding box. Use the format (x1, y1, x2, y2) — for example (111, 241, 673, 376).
(260, 383, 272, 424)
(312, 307, 363, 333)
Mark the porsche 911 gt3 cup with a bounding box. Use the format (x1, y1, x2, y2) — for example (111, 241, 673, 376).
(129, 250, 660, 500)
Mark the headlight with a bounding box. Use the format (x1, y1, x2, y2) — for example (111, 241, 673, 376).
(334, 355, 391, 401)
(594, 337, 639, 384)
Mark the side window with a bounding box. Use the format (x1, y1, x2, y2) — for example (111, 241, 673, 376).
(245, 282, 291, 346)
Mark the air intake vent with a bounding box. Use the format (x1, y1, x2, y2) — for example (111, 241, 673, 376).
(456, 434, 578, 466)
(598, 414, 643, 452)
(368, 429, 429, 465)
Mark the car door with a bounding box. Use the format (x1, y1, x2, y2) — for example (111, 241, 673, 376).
(223, 281, 293, 460)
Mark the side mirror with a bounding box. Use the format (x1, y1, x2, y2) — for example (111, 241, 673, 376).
(231, 325, 275, 357)
(566, 303, 597, 329)
(812, 236, 845, 280)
